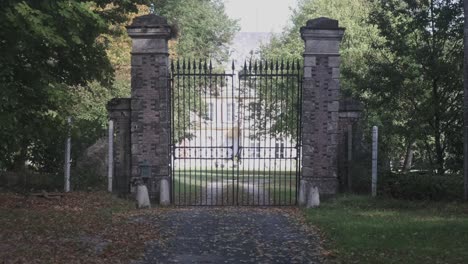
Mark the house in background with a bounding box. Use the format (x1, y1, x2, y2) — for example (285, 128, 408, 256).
(174, 32, 299, 171)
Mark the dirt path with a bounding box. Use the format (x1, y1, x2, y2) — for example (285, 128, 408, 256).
(134, 208, 324, 264)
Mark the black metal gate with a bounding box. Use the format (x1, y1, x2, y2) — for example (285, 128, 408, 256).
(170, 59, 302, 206)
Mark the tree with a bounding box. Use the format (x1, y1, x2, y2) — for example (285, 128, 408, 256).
(261, 0, 465, 175)
(0, 0, 238, 173)
(0, 0, 151, 172)
(358, 0, 464, 175)
(96, 1, 239, 144)
(258, 0, 380, 139)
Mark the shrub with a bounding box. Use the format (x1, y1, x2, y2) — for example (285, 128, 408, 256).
(380, 172, 463, 201)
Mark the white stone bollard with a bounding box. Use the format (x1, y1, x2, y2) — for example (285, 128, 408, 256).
(64, 117, 72, 192)
(372, 126, 378, 197)
(299, 180, 308, 207)
(306, 186, 320, 208)
(108, 120, 114, 193)
(136, 184, 151, 209)
(160, 178, 170, 206)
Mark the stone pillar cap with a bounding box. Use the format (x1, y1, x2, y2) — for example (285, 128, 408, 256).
(107, 98, 131, 111)
(302, 17, 345, 30)
(300, 17, 345, 41)
(127, 14, 168, 28)
(126, 14, 176, 39)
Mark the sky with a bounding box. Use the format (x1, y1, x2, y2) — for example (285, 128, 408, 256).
(224, 0, 298, 33)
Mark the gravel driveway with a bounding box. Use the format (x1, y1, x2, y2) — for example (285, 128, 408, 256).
(134, 208, 324, 264)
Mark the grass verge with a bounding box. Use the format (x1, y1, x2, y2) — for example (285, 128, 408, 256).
(305, 195, 468, 264)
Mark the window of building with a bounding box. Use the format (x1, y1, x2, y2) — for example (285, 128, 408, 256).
(275, 142, 285, 158)
(250, 140, 261, 158)
(206, 102, 214, 121)
(226, 103, 235, 122)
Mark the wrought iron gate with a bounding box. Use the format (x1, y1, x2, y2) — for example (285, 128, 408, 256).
(170, 59, 302, 206)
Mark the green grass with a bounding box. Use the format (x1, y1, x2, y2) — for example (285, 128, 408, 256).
(305, 195, 468, 264)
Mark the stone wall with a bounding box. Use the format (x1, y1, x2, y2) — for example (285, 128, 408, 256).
(337, 97, 362, 191)
(107, 98, 131, 196)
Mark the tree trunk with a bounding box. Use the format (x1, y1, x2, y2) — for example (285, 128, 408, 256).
(464, 0, 468, 200)
(433, 79, 445, 175)
(12, 146, 28, 172)
(402, 141, 415, 173)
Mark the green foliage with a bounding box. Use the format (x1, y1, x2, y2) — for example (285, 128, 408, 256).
(352, 0, 464, 174)
(0, 0, 148, 171)
(380, 172, 464, 201)
(306, 195, 468, 263)
(261, 0, 464, 174)
(0, 0, 238, 178)
(259, 0, 379, 138)
(261, 0, 379, 91)
(154, 0, 239, 64)
(237, 61, 302, 140)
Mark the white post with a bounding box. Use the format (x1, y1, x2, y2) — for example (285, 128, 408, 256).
(372, 126, 378, 197)
(160, 178, 170, 206)
(108, 120, 114, 192)
(347, 124, 353, 191)
(64, 117, 72, 192)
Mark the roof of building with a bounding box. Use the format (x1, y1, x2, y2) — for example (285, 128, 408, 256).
(228, 32, 273, 70)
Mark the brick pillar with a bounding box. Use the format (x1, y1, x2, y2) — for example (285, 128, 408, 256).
(107, 98, 131, 196)
(127, 15, 173, 202)
(300, 18, 345, 196)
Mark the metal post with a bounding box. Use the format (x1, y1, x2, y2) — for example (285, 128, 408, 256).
(463, 0, 468, 201)
(64, 117, 72, 192)
(347, 124, 353, 191)
(108, 120, 114, 192)
(371, 126, 378, 197)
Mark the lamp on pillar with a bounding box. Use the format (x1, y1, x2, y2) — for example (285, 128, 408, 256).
(299, 17, 345, 199)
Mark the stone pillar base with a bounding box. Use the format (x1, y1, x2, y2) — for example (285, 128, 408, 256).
(301, 177, 338, 197)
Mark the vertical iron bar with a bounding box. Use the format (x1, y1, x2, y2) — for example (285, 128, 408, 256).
(200, 60, 207, 205)
(231, 61, 236, 205)
(244, 61, 250, 205)
(240, 62, 247, 205)
(297, 60, 303, 204)
(273, 60, 279, 205)
(285, 60, 292, 205)
(254, 61, 260, 205)
(259, 61, 267, 205)
(209, 61, 215, 205)
(287, 61, 293, 205)
(279, 59, 285, 205)
(266, 60, 272, 206)
(235, 61, 241, 206)
(176, 60, 181, 204)
(169, 61, 174, 204)
(182, 59, 187, 205)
